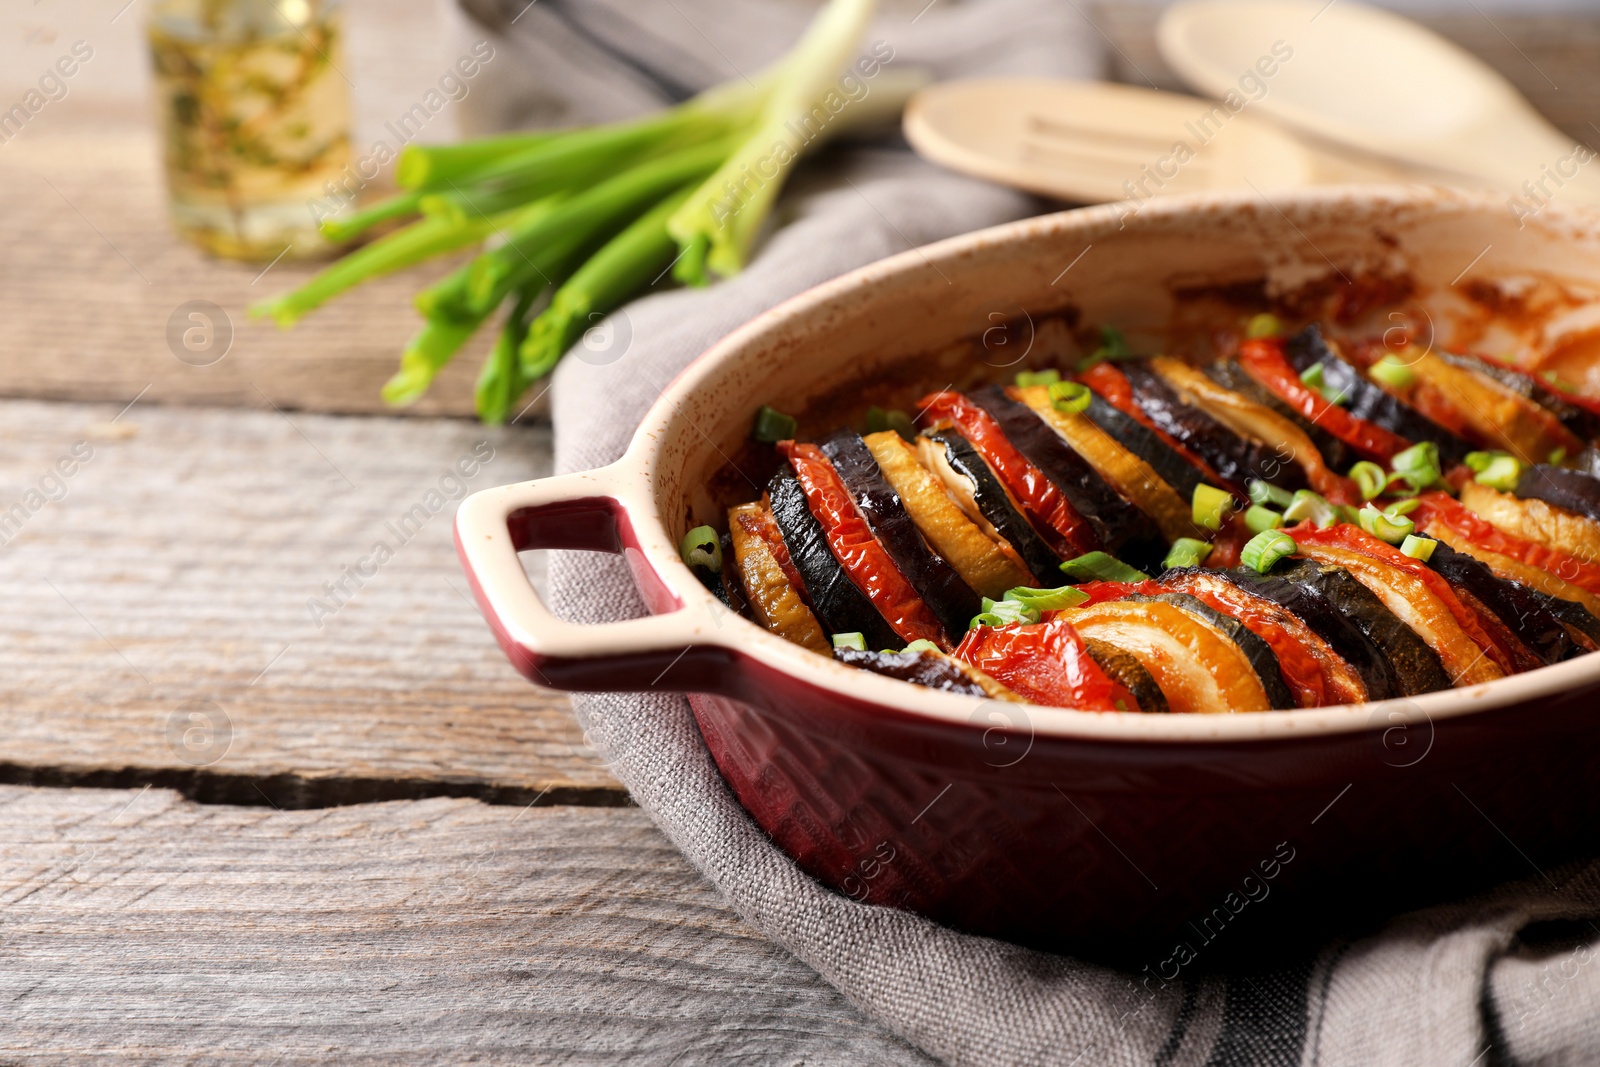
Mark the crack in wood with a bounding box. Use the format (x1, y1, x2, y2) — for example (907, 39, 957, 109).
(0, 763, 632, 810)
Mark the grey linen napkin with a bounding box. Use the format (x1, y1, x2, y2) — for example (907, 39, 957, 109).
(456, 2, 1600, 1063)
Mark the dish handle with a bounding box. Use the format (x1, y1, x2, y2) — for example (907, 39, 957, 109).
(454, 468, 738, 694)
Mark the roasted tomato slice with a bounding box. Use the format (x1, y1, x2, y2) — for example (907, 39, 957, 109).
(954, 614, 1136, 711)
(1238, 337, 1413, 463)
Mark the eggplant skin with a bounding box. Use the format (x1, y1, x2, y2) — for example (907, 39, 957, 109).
(1536, 589, 1600, 646)
(1216, 567, 1401, 700)
(821, 429, 981, 639)
(1514, 466, 1600, 526)
(767, 471, 900, 651)
(1121, 592, 1297, 710)
(1274, 559, 1452, 696)
(1078, 389, 1206, 503)
(833, 648, 988, 696)
(923, 429, 1063, 584)
(1284, 325, 1474, 465)
(1424, 540, 1576, 665)
(966, 385, 1166, 569)
(1122, 362, 1306, 491)
(1205, 360, 1355, 473)
(1083, 638, 1168, 713)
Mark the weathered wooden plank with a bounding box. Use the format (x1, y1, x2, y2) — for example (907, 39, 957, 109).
(0, 398, 616, 803)
(0, 786, 931, 1065)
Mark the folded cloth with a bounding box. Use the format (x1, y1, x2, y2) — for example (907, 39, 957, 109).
(456, 2, 1600, 1063)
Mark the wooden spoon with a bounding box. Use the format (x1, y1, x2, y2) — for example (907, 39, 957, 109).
(1158, 0, 1600, 210)
(903, 77, 1410, 205)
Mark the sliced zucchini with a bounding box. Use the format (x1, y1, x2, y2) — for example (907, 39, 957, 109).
(1292, 542, 1503, 687)
(1122, 361, 1306, 492)
(728, 503, 830, 654)
(1284, 325, 1474, 465)
(919, 429, 1062, 584)
(821, 429, 981, 639)
(1460, 480, 1600, 563)
(1159, 566, 1368, 707)
(767, 471, 899, 651)
(1059, 598, 1274, 713)
(1205, 360, 1355, 473)
(832, 647, 1022, 699)
(863, 430, 1032, 600)
(1421, 519, 1600, 635)
(967, 384, 1167, 569)
(1012, 385, 1200, 544)
(1123, 592, 1297, 710)
(1513, 466, 1600, 526)
(1273, 559, 1451, 696)
(1423, 539, 1576, 665)
(1411, 351, 1583, 461)
(1082, 638, 1168, 714)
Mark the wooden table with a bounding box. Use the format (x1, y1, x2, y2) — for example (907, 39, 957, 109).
(2, 1, 1595, 1061)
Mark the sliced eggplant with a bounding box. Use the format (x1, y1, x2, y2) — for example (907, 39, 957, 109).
(1122, 592, 1297, 710)
(1083, 639, 1168, 714)
(1424, 539, 1576, 665)
(1514, 465, 1600, 526)
(767, 471, 899, 651)
(1273, 559, 1452, 696)
(821, 429, 982, 639)
(728, 503, 830, 654)
(1436, 350, 1600, 443)
(833, 648, 1006, 698)
(966, 385, 1166, 569)
(1078, 388, 1207, 502)
(1012, 385, 1199, 544)
(1122, 362, 1306, 492)
(1159, 566, 1367, 707)
(864, 430, 1033, 599)
(1060, 598, 1274, 713)
(1460, 480, 1600, 563)
(1205, 360, 1355, 473)
(919, 429, 1063, 584)
(1219, 566, 1399, 702)
(1535, 590, 1600, 648)
(1285, 324, 1474, 465)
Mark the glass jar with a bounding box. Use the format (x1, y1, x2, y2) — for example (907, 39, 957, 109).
(147, 0, 352, 260)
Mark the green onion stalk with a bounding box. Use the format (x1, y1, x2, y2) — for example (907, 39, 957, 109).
(252, 0, 909, 423)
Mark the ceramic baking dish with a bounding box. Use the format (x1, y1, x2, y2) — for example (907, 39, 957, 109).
(455, 187, 1600, 952)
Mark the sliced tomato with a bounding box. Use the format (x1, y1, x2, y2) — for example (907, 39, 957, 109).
(1292, 522, 1516, 676)
(1238, 337, 1413, 463)
(954, 614, 1136, 711)
(1078, 363, 1228, 486)
(779, 442, 949, 649)
(1411, 491, 1600, 598)
(916, 391, 1098, 557)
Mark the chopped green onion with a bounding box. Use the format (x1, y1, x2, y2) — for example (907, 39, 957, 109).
(1162, 537, 1215, 570)
(679, 525, 722, 573)
(1048, 380, 1093, 414)
(1076, 325, 1131, 371)
(866, 406, 915, 441)
(1246, 312, 1283, 339)
(1059, 551, 1152, 584)
(972, 597, 1040, 628)
(1002, 585, 1091, 611)
(1282, 489, 1340, 528)
(1348, 460, 1388, 500)
(1473, 453, 1525, 492)
(1463, 451, 1495, 473)
(751, 405, 797, 443)
(1192, 484, 1236, 532)
(1401, 534, 1437, 561)
(1338, 504, 1363, 526)
(1384, 497, 1422, 518)
(1390, 441, 1442, 492)
(1358, 504, 1415, 544)
(1550, 446, 1569, 466)
(1248, 480, 1294, 508)
(1368, 354, 1418, 390)
(1015, 369, 1061, 388)
(902, 639, 940, 654)
(1244, 504, 1284, 534)
(1241, 530, 1297, 574)
(832, 632, 866, 651)
(1298, 361, 1347, 405)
